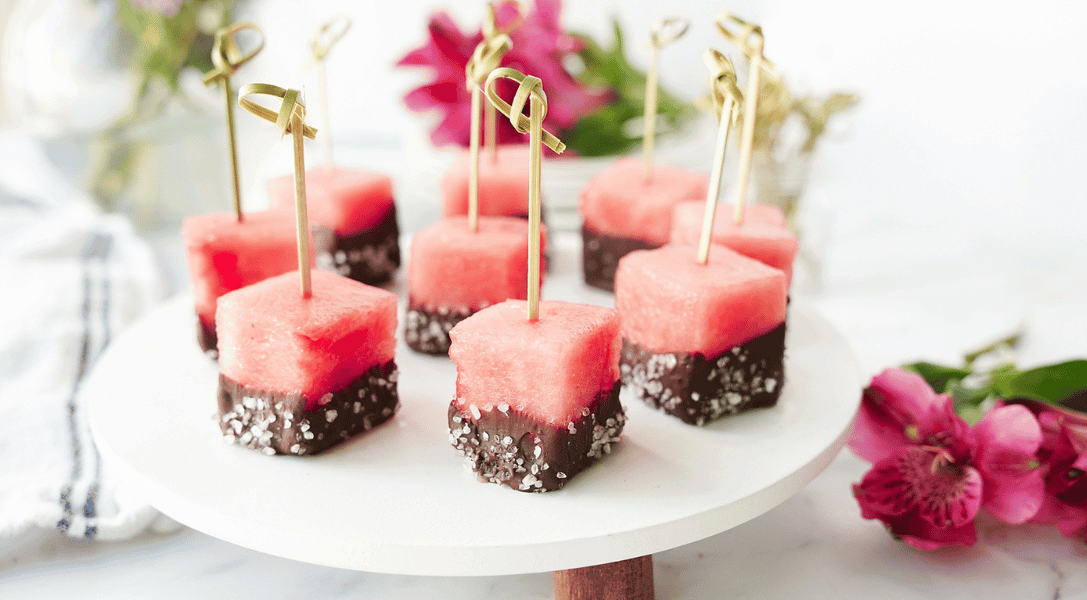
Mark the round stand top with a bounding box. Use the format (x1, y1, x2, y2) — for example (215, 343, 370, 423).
(86, 241, 860, 576)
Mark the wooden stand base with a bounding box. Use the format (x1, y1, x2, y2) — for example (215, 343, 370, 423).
(554, 555, 654, 600)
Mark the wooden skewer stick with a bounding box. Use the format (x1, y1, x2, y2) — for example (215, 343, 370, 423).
(642, 17, 689, 181)
(484, 68, 566, 322)
(312, 16, 352, 173)
(481, 1, 525, 163)
(465, 33, 512, 231)
(698, 50, 743, 266)
(717, 14, 766, 226)
(238, 84, 319, 297)
(203, 23, 265, 221)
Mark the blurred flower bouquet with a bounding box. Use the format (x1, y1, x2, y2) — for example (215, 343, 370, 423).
(90, 0, 237, 222)
(743, 69, 857, 232)
(851, 337, 1087, 549)
(396, 0, 695, 158)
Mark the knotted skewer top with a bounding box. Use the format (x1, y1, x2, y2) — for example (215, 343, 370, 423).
(238, 84, 318, 140)
(483, 69, 566, 154)
(714, 14, 773, 71)
(705, 49, 743, 125)
(312, 16, 351, 62)
(483, 68, 564, 321)
(238, 83, 318, 297)
(202, 22, 265, 86)
(465, 34, 512, 86)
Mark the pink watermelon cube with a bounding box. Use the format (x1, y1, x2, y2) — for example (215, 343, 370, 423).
(580, 157, 707, 246)
(669, 200, 799, 285)
(447, 300, 625, 491)
(215, 270, 399, 455)
(268, 166, 400, 285)
(579, 157, 707, 291)
(268, 166, 393, 236)
(406, 216, 547, 354)
(182, 210, 312, 355)
(441, 145, 531, 218)
(615, 244, 788, 425)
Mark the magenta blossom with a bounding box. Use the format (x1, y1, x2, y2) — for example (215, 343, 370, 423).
(1017, 400, 1087, 541)
(396, 0, 612, 148)
(849, 368, 1044, 550)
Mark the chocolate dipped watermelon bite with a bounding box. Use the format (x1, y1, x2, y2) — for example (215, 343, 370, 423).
(216, 269, 399, 455)
(224, 82, 399, 455)
(669, 200, 798, 286)
(405, 215, 547, 355)
(182, 210, 314, 357)
(448, 300, 624, 492)
(615, 244, 787, 425)
(447, 67, 620, 491)
(441, 145, 535, 219)
(615, 46, 789, 425)
(579, 158, 707, 292)
(268, 167, 400, 285)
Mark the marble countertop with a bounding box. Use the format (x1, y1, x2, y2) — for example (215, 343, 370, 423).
(4, 452, 1087, 599)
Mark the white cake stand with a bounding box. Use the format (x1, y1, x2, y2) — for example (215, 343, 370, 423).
(86, 239, 860, 599)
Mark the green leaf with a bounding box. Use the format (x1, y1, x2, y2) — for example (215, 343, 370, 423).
(567, 18, 697, 157)
(901, 361, 972, 394)
(957, 404, 988, 427)
(993, 360, 1087, 405)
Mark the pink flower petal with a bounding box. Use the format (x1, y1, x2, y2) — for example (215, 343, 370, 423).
(850, 368, 948, 464)
(395, 0, 612, 148)
(853, 459, 914, 519)
(854, 450, 980, 550)
(895, 513, 978, 550)
(855, 447, 982, 528)
(1045, 427, 1087, 506)
(973, 404, 1044, 524)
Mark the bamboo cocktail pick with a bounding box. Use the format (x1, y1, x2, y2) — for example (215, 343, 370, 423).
(484, 68, 566, 322)
(642, 17, 689, 181)
(716, 14, 766, 226)
(697, 50, 743, 266)
(464, 17, 513, 231)
(480, 1, 525, 163)
(203, 23, 265, 221)
(312, 16, 352, 172)
(238, 84, 318, 296)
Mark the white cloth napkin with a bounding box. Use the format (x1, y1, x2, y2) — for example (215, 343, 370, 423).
(0, 132, 169, 541)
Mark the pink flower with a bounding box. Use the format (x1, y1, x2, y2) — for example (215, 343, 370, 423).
(850, 369, 1043, 550)
(1017, 400, 1087, 540)
(396, 0, 612, 148)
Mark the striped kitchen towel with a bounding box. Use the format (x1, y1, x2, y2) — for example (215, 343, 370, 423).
(0, 132, 170, 541)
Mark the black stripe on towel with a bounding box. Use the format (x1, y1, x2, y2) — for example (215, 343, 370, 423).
(82, 233, 114, 540)
(56, 232, 111, 536)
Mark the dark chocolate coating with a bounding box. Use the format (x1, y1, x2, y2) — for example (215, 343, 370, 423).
(620, 323, 787, 426)
(581, 225, 657, 292)
(217, 360, 399, 455)
(197, 318, 218, 359)
(404, 301, 473, 355)
(448, 381, 625, 492)
(315, 204, 401, 286)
